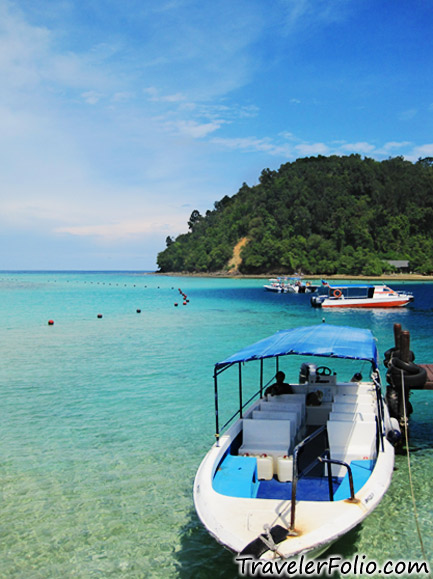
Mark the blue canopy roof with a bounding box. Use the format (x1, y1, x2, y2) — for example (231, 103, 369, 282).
(215, 324, 378, 370)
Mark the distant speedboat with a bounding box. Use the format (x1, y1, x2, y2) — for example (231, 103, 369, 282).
(193, 324, 398, 561)
(311, 283, 414, 308)
(264, 277, 318, 294)
(264, 278, 288, 293)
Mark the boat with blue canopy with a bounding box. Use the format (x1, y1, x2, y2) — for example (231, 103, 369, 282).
(193, 324, 399, 561)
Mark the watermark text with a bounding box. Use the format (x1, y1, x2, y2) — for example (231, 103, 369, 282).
(235, 554, 431, 577)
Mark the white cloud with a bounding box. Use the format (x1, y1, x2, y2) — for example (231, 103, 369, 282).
(56, 219, 184, 241)
(211, 136, 294, 157)
(238, 104, 260, 118)
(144, 87, 187, 103)
(165, 119, 225, 138)
(294, 142, 330, 156)
(279, 131, 297, 141)
(112, 92, 134, 103)
(0, 0, 431, 270)
(382, 141, 412, 151)
(398, 108, 417, 121)
(407, 144, 433, 161)
(210, 133, 433, 164)
(339, 142, 376, 154)
(82, 91, 103, 105)
(278, 0, 349, 34)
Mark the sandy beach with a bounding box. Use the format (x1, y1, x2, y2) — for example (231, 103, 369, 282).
(156, 271, 433, 281)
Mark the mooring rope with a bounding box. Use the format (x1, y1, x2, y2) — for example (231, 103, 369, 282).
(400, 370, 430, 573)
(261, 525, 284, 559)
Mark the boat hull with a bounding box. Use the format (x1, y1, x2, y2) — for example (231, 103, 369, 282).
(311, 285, 414, 308)
(193, 400, 395, 560)
(319, 297, 411, 308)
(194, 325, 396, 561)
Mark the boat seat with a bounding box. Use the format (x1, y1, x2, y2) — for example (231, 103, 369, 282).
(336, 383, 361, 395)
(333, 394, 373, 405)
(257, 403, 301, 428)
(336, 383, 372, 396)
(333, 460, 375, 501)
(329, 410, 376, 422)
(239, 418, 292, 463)
(259, 400, 303, 428)
(252, 409, 298, 426)
(213, 454, 259, 498)
(267, 393, 306, 415)
(332, 402, 374, 414)
(329, 411, 355, 421)
(327, 420, 377, 476)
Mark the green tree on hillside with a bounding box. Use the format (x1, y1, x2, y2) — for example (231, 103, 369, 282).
(156, 155, 433, 275)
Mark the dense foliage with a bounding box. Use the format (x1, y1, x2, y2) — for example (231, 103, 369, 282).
(157, 155, 433, 275)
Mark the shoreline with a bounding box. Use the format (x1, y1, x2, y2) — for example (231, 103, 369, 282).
(155, 271, 433, 282)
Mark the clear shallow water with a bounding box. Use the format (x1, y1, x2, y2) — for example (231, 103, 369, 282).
(1, 272, 432, 578)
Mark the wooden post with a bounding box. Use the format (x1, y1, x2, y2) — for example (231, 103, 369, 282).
(400, 330, 410, 363)
(399, 330, 411, 436)
(394, 323, 402, 349)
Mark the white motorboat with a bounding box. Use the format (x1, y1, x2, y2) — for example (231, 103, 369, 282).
(264, 278, 289, 293)
(311, 283, 413, 308)
(264, 277, 318, 294)
(193, 324, 399, 560)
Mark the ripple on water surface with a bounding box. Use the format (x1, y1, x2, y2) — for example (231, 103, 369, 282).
(0, 273, 432, 577)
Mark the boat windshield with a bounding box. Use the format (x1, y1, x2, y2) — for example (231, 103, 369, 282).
(321, 285, 375, 299)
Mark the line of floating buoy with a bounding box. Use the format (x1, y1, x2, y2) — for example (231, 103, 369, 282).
(176, 288, 190, 306)
(47, 308, 151, 323)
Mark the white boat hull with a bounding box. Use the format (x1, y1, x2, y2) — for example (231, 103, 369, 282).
(319, 296, 411, 308)
(194, 414, 394, 559)
(194, 325, 397, 561)
(311, 284, 413, 308)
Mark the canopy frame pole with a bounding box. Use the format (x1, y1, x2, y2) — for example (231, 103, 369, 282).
(214, 369, 220, 446)
(238, 363, 243, 419)
(373, 373, 385, 452)
(260, 359, 264, 398)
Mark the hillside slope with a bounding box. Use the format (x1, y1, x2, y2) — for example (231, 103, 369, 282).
(157, 155, 433, 275)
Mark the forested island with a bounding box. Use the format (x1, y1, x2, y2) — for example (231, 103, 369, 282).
(157, 155, 433, 276)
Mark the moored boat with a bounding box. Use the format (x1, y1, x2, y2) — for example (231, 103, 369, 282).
(193, 324, 398, 560)
(310, 283, 413, 308)
(264, 277, 318, 294)
(264, 278, 289, 292)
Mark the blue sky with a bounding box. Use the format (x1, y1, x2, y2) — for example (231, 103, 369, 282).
(1, 0, 433, 270)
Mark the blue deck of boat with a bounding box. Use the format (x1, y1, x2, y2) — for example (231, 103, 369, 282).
(213, 455, 374, 501)
(257, 476, 338, 501)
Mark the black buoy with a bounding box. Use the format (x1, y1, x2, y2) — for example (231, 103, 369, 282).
(97, 314, 103, 319)
(136, 309, 141, 313)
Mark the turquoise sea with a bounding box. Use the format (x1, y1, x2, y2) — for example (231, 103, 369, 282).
(1, 272, 433, 578)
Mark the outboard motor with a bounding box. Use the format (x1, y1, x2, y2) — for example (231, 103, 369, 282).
(299, 363, 317, 384)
